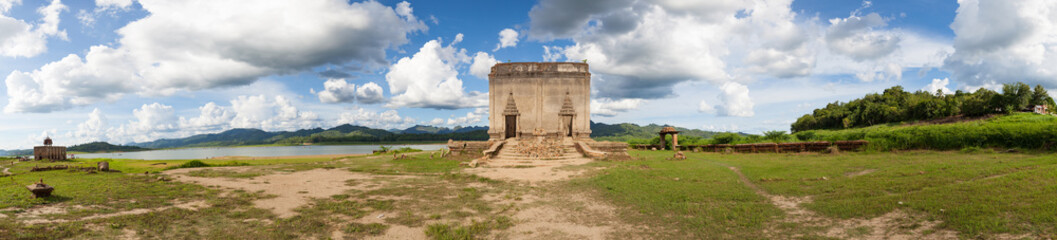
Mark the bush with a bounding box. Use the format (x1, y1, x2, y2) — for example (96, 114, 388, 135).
(166, 160, 210, 170)
(711, 133, 741, 144)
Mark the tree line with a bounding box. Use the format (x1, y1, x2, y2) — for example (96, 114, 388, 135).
(792, 82, 1055, 132)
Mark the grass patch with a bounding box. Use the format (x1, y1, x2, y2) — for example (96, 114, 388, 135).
(425, 216, 514, 240)
(597, 150, 1057, 238)
(343, 222, 389, 237)
(184, 169, 268, 179)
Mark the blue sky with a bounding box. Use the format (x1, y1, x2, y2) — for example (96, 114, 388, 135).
(1, 0, 1055, 149)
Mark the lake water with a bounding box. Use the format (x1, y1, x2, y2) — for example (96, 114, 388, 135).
(76, 144, 448, 160)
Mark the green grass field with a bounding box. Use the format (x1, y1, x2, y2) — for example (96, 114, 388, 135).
(1, 149, 1055, 239)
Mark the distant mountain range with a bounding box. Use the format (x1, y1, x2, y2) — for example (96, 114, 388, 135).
(68, 142, 151, 153)
(131, 124, 490, 149)
(1, 122, 727, 154)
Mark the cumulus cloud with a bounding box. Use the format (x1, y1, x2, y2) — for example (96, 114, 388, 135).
(4, 0, 425, 113)
(923, 78, 953, 95)
(446, 107, 487, 126)
(230, 95, 322, 131)
(715, 82, 754, 117)
(65, 96, 323, 144)
(591, 98, 644, 117)
(534, 0, 814, 100)
(0, 0, 67, 58)
(317, 78, 357, 103)
(493, 28, 519, 51)
(338, 108, 416, 129)
(315, 78, 386, 104)
(697, 100, 716, 114)
(356, 82, 386, 104)
(179, 102, 234, 134)
(825, 12, 901, 61)
(469, 52, 498, 79)
(73, 108, 110, 143)
(943, 0, 1057, 89)
(386, 35, 488, 109)
(95, 0, 133, 10)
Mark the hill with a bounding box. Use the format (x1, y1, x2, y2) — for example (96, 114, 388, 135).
(792, 113, 1057, 151)
(131, 122, 724, 149)
(68, 142, 151, 153)
(792, 82, 1055, 132)
(134, 124, 490, 149)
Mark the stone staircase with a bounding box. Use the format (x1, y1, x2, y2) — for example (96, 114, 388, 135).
(485, 138, 586, 167)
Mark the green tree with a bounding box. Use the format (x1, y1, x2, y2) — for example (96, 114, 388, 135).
(763, 130, 789, 142)
(1001, 82, 1032, 112)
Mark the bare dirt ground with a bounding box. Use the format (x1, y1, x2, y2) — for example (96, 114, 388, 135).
(464, 158, 594, 184)
(166, 166, 402, 218)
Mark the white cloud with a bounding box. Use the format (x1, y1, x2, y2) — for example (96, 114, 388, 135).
(542, 46, 564, 62)
(469, 52, 497, 79)
(76, 9, 94, 26)
(943, 0, 1057, 89)
(923, 78, 953, 95)
(697, 100, 716, 114)
(534, 0, 814, 100)
(4, 0, 425, 113)
(316, 79, 385, 104)
(230, 95, 321, 131)
(446, 107, 487, 126)
(385, 36, 487, 109)
(493, 28, 519, 51)
(715, 82, 754, 117)
(825, 12, 901, 61)
(591, 98, 644, 117)
(356, 82, 385, 104)
(73, 108, 109, 143)
(0, 0, 67, 58)
(427, 118, 445, 126)
(317, 78, 357, 103)
(338, 108, 415, 129)
(179, 102, 233, 134)
(95, 0, 132, 10)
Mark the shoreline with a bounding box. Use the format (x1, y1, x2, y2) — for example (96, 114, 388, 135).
(208, 153, 372, 160)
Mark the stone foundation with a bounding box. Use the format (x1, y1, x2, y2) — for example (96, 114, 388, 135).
(447, 140, 491, 157)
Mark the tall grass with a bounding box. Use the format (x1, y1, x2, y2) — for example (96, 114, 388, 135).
(795, 113, 1057, 151)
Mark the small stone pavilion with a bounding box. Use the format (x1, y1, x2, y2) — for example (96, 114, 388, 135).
(34, 137, 67, 161)
(449, 62, 628, 161)
(658, 126, 680, 150)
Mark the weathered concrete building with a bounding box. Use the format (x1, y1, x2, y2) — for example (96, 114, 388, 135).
(487, 62, 592, 140)
(449, 62, 628, 162)
(34, 137, 67, 161)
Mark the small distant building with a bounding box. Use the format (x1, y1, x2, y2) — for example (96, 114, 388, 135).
(1034, 105, 1050, 114)
(33, 137, 67, 161)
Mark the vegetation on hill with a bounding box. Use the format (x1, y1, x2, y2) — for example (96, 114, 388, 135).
(792, 82, 1055, 132)
(791, 113, 1057, 151)
(68, 142, 151, 153)
(134, 124, 490, 149)
(590, 121, 724, 142)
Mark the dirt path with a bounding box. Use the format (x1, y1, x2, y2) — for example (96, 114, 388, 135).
(722, 165, 958, 239)
(463, 158, 593, 184)
(166, 167, 409, 218)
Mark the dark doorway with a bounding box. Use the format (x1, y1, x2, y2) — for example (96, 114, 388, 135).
(505, 115, 517, 139)
(563, 116, 573, 137)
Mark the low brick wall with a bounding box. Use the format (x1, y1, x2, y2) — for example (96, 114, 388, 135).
(447, 140, 490, 157)
(587, 141, 630, 160)
(659, 141, 869, 154)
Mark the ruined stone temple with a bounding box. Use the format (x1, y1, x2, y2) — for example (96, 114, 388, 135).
(449, 62, 628, 162)
(34, 137, 67, 161)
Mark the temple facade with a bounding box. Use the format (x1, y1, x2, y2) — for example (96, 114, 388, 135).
(487, 62, 591, 141)
(33, 137, 67, 161)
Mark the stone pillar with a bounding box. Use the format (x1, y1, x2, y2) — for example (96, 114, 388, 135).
(672, 133, 679, 151)
(659, 134, 666, 150)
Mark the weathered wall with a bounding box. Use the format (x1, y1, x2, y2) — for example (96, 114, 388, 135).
(488, 62, 591, 140)
(33, 146, 67, 161)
